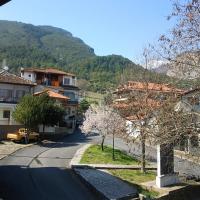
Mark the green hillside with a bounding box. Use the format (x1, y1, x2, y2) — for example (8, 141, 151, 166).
(0, 20, 95, 69)
(0, 20, 174, 92)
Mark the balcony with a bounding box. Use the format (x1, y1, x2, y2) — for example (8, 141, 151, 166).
(67, 100, 79, 105)
(35, 73, 76, 88)
(0, 97, 21, 104)
(37, 80, 61, 87)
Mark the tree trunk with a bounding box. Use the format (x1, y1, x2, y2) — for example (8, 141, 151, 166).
(112, 133, 115, 160)
(101, 135, 105, 151)
(141, 133, 146, 173)
(24, 123, 28, 144)
(42, 124, 45, 140)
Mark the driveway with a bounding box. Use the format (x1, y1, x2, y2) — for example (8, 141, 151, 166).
(0, 130, 99, 200)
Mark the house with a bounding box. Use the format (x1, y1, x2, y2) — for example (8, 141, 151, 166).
(34, 89, 69, 106)
(114, 81, 184, 118)
(175, 88, 200, 151)
(33, 89, 76, 134)
(21, 67, 80, 121)
(175, 88, 200, 113)
(113, 81, 185, 138)
(0, 70, 35, 139)
(115, 81, 184, 99)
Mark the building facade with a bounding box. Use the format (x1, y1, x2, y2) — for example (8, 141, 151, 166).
(113, 81, 185, 139)
(21, 67, 80, 124)
(0, 70, 35, 126)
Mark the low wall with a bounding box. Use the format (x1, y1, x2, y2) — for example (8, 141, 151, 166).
(157, 185, 200, 200)
(0, 125, 23, 140)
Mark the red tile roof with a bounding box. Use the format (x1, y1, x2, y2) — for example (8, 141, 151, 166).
(22, 68, 75, 76)
(34, 89, 70, 100)
(113, 98, 161, 109)
(116, 81, 185, 94)
(0, 70, 35, 86)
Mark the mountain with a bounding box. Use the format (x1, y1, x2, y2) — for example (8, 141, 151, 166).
(154, 52, 200, 80)
(153, 63, 170, 74)
(0, 20, 171, 92)
(0, 20, 95, 69)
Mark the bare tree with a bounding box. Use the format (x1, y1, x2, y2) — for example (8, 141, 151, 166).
(149, 97, 200, 146)
(112, 46, 192, 172)
(154, 0, 200, 78)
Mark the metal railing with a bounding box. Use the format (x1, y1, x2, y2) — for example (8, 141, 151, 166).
(0, 97, 20, 104)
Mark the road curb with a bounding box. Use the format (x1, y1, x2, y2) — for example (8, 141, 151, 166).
(69, 143, 92, 167)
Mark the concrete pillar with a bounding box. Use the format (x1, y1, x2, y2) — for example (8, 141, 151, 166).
(156, 144, 180, 188)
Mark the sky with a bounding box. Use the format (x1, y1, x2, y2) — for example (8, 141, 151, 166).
(0, 0, 175, 63)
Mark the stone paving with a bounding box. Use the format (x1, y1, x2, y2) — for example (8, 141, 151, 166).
(0, 141, 33, 159)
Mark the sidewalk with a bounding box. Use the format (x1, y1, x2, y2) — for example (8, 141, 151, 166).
(0, 141, 33, 160)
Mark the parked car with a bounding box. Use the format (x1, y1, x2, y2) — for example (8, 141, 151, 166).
(7, 128, 39, 143)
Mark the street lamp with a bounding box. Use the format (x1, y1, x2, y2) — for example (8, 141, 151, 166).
(0, 0, 11, 6)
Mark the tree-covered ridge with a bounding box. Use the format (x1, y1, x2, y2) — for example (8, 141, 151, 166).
(68, 55, 147, 92)
(0, 20, 95, 67)
(0, 20, 184, 92)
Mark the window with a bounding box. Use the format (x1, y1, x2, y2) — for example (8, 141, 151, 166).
(66, 107, 71, 115)
(72, 76, 76, 85)
(64, 91, 76, 101)
(3, 110, 10, 118)
(0, 89, 13, 101)
(63, 77, 70, 85)
(16, 90, 26, 100)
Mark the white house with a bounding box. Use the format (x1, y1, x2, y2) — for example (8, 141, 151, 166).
(0, 70, 35, 125)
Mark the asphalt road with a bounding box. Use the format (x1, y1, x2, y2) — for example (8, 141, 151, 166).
(0, 129, 200, 200)
(0, 130, 99, 200)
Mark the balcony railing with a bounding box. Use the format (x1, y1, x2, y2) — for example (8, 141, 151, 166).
(36, 80, 76, 87)
(0, 97, 21, 104)
(67, 100, 79, 105)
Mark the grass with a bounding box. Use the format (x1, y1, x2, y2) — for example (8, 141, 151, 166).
(80, 144, 139, 165)
(80, 144, 159, 199)
(109, 169, 156, 183)
(109, 169, 158, 198)
(84, 91, 104, 103)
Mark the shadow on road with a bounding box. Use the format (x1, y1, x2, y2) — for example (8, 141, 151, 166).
(37, 128, 97, 149)
(0, 165, 98, 200)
